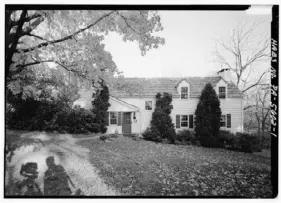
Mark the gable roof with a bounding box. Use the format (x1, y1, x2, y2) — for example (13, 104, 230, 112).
(110, 96, 139, 111)
(110, 76, 243, 98)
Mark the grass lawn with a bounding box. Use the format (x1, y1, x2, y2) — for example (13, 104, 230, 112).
(78, 136, 272, 197)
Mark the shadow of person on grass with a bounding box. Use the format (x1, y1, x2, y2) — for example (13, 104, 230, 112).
(14, 162, 43, 196)
(44, 156, 74, 196)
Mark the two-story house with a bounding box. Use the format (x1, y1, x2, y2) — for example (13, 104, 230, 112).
(74, 75, 243, 134)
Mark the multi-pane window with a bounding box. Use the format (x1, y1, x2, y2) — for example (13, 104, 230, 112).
(181, 87, 188, 99)
(110, 112, 117, 125)
(219, 87, 226, 99)
(220, 115, 226, 127)
(181, 115, 188, 127)
(145, 101, 152, 110)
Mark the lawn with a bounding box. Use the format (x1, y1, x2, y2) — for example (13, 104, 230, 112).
(78, 135, 272, 197)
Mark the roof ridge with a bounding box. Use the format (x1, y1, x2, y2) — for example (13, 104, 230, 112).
(121, 76, 221, 79)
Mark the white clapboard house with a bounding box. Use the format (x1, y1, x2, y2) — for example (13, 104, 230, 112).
(74, 74, 243, 134)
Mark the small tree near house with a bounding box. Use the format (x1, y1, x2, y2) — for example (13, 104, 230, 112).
(143, 92, 176, 142)
(194, 83, 222, 147)
(92, 80, 111, 133)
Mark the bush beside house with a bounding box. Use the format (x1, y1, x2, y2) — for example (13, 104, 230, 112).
(194, 83, 222, 147)
(91, 80, 111, 133)
(143, 92, 176, 143)
(6, 82, 110, 134)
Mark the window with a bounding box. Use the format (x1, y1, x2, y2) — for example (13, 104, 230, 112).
(219, 87, 226, 99)
(145, 101, 152, 110)
(181, 87, 188, 99)
(181, 115, 188, 127)
(109, 112, 117, 125)
(220, 115, 226, 127)
(176, 114, 193, 128)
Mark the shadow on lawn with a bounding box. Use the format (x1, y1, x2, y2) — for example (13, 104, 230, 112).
(13, 156, 83, 196)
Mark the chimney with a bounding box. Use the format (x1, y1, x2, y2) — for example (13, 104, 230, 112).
(217, 67, 232, 82)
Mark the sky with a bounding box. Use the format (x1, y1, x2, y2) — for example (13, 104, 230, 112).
(103, 9, 271, 78)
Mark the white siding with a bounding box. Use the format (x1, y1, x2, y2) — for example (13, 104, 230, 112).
(74, 89, 243, 134)
(121, 98, 156, 132)
(122, 97, 243, 134)
(220, 98, 243, 133)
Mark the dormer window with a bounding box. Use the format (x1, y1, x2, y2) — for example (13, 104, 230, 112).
(181, 87, 188, 99)
(219, 87, 226, 99)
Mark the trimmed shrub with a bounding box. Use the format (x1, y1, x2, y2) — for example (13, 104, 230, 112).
(194, 83, 222, 139)
(218, 130, 236, 146)
(54, 106, 98, 134)
(175, 130, 196, 145)
(236, 132, 261, 153)
(92, 80, 111, 134)
(198, 136, 225, 148)
(142, 127, 162, 142)
(146, 92, 176, 142)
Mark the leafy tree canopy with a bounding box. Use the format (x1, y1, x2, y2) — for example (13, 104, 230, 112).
(6, 10, 165, 101)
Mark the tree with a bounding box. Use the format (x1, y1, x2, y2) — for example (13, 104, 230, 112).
(91, 80, 110, 133)
(147, 92, 176, 142)
(213, 20, 270, 97)
(194, 83, 222, 138)
(6, 10, 165, 100)
(244, 85, 270, 148)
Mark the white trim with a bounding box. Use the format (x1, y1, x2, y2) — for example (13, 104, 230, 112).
(180, 86, 189, 100)
(109, 96, 139, 111)
(109, 112, 117, 126)
(218, 86, 227, 99)
(220, 114, 226, 127)
(145, 100, 153, 111)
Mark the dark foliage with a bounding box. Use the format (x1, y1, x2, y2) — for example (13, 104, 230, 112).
(217, 130, 262, 153)
(6, 93, 60, 131)
(218, 130, 236, 146)
(142, 126, 162, 142)
(92, 80, 111, 134)
(195, 83, 222, 138)
(194, 83, 222, 147)
(175, 129, 196, 145)
(6, 90, 100, 134)
(143, 93, 176, 142)
(236, 132, 261, 153)
(198, 136, 225, 148)
(48, 106, 98, 134)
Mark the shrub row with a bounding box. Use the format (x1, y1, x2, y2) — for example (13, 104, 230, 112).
(142, 128, 261, 153)
(6, 99, 103, 134)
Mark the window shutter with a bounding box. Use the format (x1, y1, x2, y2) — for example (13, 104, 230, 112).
(105, 112, 109, 126)
(117, 112, 122, 126)
(176, 115, 180, 128)
(227, 114, 231, 128)
(189, 115, 193, 129)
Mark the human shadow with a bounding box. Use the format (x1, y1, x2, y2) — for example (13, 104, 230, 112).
(14, 162, 43, 196)
(44, 156, 73, 196)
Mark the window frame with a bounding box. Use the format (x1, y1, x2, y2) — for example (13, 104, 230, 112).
(220, 115, 226, 127)
(180, 115, 189, 128)
(218, 86, 226, 99)
(109, 112, 117, 125)
(181, 87, 189, 99)
(145, 101, 152, 110)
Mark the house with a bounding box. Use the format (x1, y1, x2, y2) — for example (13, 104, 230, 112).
(74, 75, 243, 134)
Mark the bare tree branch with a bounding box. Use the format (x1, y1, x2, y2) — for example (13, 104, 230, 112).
(214, 21, 270, 94)
(242, 71, 268, 93)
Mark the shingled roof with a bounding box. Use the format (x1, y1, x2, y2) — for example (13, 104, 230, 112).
(110, 76, 243, 98)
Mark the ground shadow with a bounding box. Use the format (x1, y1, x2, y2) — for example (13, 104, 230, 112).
(14, 162, 42, 196)
(44, 156, 74, 196)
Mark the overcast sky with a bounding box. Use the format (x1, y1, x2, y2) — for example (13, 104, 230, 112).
(103, 9, 271, 78)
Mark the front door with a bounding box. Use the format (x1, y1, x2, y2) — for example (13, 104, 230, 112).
(122, 112, 131, 134)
